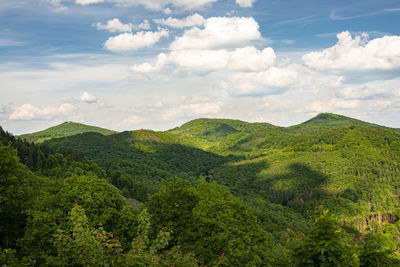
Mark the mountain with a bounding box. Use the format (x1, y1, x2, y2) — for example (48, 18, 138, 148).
(4, 112, 400, 264)
(43, 129, 232, 201)
(15, 113, 400, 238)
(19, 121, 117, 143)
(286, 112, 397, 134)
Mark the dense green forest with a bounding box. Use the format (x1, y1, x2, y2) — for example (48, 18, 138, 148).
(2, 113, 400, 266)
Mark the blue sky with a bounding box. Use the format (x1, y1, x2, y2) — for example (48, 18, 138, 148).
(1, 0, 400, 134)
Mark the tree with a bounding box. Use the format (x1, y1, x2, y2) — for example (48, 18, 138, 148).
(52, 204, 124, 266)
(147, 178, 273, 266)
(20, 175, 136, 264)
(359, 232, 400, 267)
(290, 206, 359, 266)
(0, 144, 30, 248)
(52, 204, 198, 267)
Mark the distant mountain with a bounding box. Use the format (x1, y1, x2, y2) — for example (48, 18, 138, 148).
(169, 118, 277, 139)
(19, 121, 117, 143)
(286, 113, 397, 134)
(37, 113, 400, 240)
(43, 129, 231, 201)
(166, 113, 399, 154)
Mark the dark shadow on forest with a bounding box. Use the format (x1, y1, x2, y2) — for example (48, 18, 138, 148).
(255, 162, 329, 206)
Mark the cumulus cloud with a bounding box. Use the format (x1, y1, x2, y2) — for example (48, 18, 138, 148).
(104, 28, 169, 52)
(9, 103, 77, 120)
(163, 100, 224, 120)
(372, 100, 392, 111)
(303, 31, 400, 70)
(236, 0, 256, 8)
(305, 99, 359, 113)
(134, 20, 151, 30)
(80, 92, 97, 103)
(122, 115, 145, 125)
(75, 0, 217, 10)
(154, 13, 206, 28)
(170, 16, 261, 50)
(76, 0, 103, 4)
(132, 46, 276, 73)
(94, 18, 133, 33)
(225, 66, 298, 95)
(44, 0, 68, 11)
(336, 77, 400, 99)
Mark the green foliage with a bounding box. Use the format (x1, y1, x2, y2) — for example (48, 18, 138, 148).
(1, 126, 106, 179)
(359, 232, 400, 266)
(287, 112, 394, 134)
(44, 130, 230, 202)
(0, 248, 19, 266)
(289, 207, 359, 266)
(147, 178, 273, 266)
(126, 208, 199, 266)
(52, 204, 198, 267)
(2, 113, 400, 266)
(19, 121, 117, 143)
(0, 144, 30, 249)
(52, 204, 123, 266)
(20, 175, 136, 264)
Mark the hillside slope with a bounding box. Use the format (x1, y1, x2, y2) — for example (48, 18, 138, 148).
(286, 113, 397, 134)
(32, 113, 400, 239)
(44, 129, 233, 201)
(19, 121, 117, 143)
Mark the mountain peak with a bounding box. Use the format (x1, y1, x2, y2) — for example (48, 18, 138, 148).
(305, 113, 349, 123)
(19, 121, 117, 143)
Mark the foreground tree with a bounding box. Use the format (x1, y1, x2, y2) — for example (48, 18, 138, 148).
(359, 231, 400, 267)
(20, 175, 137, 264)
(290, 206, 359, 266)
(0, 144, 30, 249)
(147, 178, 273, 266)
(52, 204, 198, 266)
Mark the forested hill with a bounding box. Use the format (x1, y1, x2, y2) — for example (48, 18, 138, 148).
(19, 121, 117, 143)
(2, 113, 400, 265)
(287, 113, 399, 134)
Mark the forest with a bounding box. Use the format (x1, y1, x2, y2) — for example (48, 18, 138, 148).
(2, 113, 400, 266)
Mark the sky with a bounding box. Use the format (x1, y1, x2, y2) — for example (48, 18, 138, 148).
(0, 0, 400, 134)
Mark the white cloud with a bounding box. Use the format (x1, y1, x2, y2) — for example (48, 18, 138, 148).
(163, 8, 172, 14)
(9, 103, 77, 120)
(58, 103, 77, 114)
(170, 16, 261, 50)
(75, 0, 217, 10)
(104, 28, 169, 52)
(226, 66, 298, 92)
(0, 38, 24, 47)
(131, 46, 276, 73)
(154, 13, 206, 28)
(43, 0, 68, 11)
(94, 18, 133, 33)
(135, 20, 151, 30)
(337, 77, 400, 99)
(263, 96, 295, 111)
(122, 115, 145, 125)
(236, 0, 256, 8)
(76, 0, 104, 4)
(80, 92, 97, 103)
(0, 104, 8, 114)
(305, 99, 359, 113)
(163, 100, 224, 120)
(372, 100, 392, 111)
(303, 31, 400, 70)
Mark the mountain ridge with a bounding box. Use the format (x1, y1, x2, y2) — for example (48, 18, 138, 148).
(17, 113, 399, 144)
(19, 121, 118, 143)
